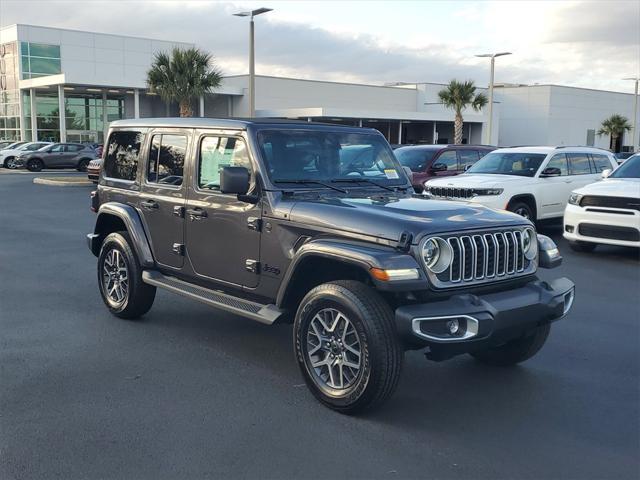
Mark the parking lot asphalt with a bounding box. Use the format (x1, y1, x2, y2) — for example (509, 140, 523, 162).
(1, 171, 639, 480)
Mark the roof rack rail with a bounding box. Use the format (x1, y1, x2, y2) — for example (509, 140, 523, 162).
(554, 145, 611, 151)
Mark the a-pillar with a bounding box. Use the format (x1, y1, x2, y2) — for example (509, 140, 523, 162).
(58, 85, 66, 142)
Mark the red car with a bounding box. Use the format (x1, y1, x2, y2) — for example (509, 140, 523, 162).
(395, 144, 495, 192)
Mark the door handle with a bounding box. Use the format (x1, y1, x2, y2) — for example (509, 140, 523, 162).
(186, 207, 207, 220)
(141, 200, 159, 210)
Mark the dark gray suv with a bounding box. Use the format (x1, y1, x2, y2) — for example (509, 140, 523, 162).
(87, 118, 575, 413)
(17, 143, 97, 172)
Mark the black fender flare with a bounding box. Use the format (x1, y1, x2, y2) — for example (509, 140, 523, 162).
(88, 202, 155, 267)
(275, 238, 423, 308)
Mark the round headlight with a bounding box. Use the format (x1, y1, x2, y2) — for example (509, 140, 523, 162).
(421, 237, 453, 273)
(522, 227, 537, 260)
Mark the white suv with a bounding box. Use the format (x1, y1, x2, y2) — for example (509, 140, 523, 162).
(423, 146, 618, 222)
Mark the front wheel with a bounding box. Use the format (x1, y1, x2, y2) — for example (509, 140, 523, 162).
(3, 157, 17, 169)
(27, 158, 44, 172)
(470, 324, 551, 366)
(98, 232, 156, 319)
(294, 280, 403, 414)
(507, 201, 535, 221)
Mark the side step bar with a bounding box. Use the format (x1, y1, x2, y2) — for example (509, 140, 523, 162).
(142, 270, 283, 325)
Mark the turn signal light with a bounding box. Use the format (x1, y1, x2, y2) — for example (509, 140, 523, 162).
(370, 268, 419, 281)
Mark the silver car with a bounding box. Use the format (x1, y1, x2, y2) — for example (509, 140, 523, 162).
(16, 143, 97, 172)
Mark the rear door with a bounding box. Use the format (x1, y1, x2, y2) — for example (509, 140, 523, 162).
(567, 152, 600, 190)
(63, 144, 84, 166)
(138, 130, 189, 269)
(44, 144, 66, 167)
(185, 131, 261, 288)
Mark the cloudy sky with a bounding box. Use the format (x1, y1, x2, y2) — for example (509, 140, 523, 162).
(2, 0, 639, 92)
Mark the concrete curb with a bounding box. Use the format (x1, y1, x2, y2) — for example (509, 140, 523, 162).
(33, 177, 93, 187)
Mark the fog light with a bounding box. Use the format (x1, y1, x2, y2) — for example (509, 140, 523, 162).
(565, 225, 574, 233)
(563, 288, 575, 316)
(446, 319, 460, 335)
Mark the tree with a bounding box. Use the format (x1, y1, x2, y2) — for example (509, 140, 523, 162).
(438, 80, 488, 144)
(597, 114, 632, 151)
(147, 47, 223, 117)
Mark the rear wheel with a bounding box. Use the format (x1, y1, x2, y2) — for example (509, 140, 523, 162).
(507, 200, 535, 221)
(98, 231, 156, 319)
(470, 324, 551, 366)
(568, 240, 597, 252)
(27, 158, 44, 172)
(77, 158, 90, 172)
(294, 280, 403, 414)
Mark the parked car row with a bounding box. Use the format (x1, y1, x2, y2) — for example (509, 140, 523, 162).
(0, 141, 98, 171)
(417, 146, 638, 252)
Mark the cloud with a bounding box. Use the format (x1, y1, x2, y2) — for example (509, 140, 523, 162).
(0, 0, 637, 92)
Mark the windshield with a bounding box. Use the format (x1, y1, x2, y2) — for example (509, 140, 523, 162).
(466, 151, 546, 177)
(610, 154, 640, 178)
(395, 148, 437, 172)
(257, 130, 406, 186)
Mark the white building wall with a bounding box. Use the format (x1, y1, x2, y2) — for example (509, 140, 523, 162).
(15, 25, 193, 89)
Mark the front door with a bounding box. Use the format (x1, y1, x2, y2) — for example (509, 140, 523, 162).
(538, 153, 572, 218)
(185, 132, 261, 288)
(139, 131, 189, 269)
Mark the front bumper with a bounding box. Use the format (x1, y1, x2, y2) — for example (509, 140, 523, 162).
(395, 277, 575, 358)
(563, 204, 640, 247)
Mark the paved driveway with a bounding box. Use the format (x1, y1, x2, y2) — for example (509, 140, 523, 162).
(1, 172, 638, 479)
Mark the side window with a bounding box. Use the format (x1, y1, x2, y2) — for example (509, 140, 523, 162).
(66, 144, 83, 152)
(591, 154, 612, 172)
(434, 150, 458, 170)
(545, 154, 568, 175)
(146, 134, 186, 186)
(103, 130, 143, 181)
(199, 136, 251, 190)
(458, 150, 480, 169)
(50, 144, 64, 153)
(567, 152, 592, 175)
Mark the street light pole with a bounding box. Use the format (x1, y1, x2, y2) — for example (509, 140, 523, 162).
(623, 77, 639, 151)
(234, 7, 273, 118)
(476, 52, 511, 145)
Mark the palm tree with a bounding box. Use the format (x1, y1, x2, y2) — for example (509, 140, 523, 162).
(147, 47, 223, 117)
(438, 80, 488, 144)
(597, 114, 632, 151)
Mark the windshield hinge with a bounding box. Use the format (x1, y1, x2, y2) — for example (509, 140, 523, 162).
(396, 231, 413, 253)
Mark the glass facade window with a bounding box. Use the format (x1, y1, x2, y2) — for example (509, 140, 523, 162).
(0, 42, 20, 140)
(21, 42, 62, 79)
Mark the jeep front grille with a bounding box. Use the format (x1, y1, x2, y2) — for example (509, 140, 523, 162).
(427, 229, 536, 288)
(426, 186, 475, 199)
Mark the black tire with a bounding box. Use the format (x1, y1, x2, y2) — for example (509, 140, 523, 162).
(507, 200, 535, 221)
(3, 157, 16, 169)
(294, 280, 403, 414)
(27, 158, 44, 172)
(97, 231, 156, 319)
(77, 158, 90, 172)
(470, 324, 551, 366)
(568, 240, 597, 252)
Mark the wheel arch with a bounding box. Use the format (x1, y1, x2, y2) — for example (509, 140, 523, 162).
(275, 238, 422, 314)
(507, 194, 537, 220)
(90, 203, 154, 267)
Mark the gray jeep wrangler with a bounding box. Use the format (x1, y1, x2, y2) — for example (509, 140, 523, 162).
(88, 118, 575, 413)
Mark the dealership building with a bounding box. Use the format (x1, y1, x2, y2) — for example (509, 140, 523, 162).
(1, 24, 638, 150)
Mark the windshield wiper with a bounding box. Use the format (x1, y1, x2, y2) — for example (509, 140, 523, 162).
(331, 178, 397, 192)
(273, 179, 347, 193)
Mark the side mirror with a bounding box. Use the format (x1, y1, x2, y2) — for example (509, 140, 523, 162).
(601, 168, 612, 179)
(464, 164, 472, 171)
(220, 166, 250, 195)
(402, 166, 413, 183)
(540, 167, 561, 177)
(537, 234, 562, 269)
(431, 162, 447, 172)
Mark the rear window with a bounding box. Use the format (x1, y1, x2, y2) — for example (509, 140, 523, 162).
(103, 131, 144, 181)
(591, 154, 612, 172)
(567, 153, 592, 175)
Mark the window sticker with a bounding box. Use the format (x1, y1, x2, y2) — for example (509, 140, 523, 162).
(384, 168, 399, 179)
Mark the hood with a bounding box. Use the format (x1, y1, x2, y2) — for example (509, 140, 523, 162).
(575, 178, 640, 198)
(286, 194, 528, 243)
(426, 174, 534, 188)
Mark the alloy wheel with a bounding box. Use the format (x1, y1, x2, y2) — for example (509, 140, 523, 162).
(102, 248, 129, 305)
(514, 207, 530, 219)
(306, 308, 362, 390)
